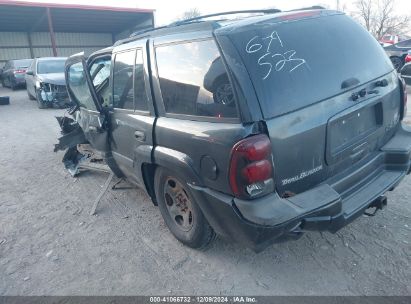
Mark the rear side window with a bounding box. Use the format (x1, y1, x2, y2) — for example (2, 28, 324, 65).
(13, 59, 32, 68)
(155, 39, 237, 118)
(227, 13, 394, 118)
(113, 50, 135, 110)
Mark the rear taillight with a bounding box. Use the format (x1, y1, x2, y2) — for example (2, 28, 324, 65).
(400, 77, 407, 120)
(229, 134, 275, 199)
(13, 69, 25, 74)
(405, 54, 411, 63)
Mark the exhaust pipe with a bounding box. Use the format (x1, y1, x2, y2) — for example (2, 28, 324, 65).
(364, 196, 387, 216)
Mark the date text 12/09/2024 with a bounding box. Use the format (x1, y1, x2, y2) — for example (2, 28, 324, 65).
(245, 30, 308, 80)
(149, 296, 257, 303)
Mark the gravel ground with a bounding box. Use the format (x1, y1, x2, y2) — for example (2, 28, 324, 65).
(0, 87, 410, 296)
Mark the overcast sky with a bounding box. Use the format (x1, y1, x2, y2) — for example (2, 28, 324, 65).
(12, 0, 411, 26)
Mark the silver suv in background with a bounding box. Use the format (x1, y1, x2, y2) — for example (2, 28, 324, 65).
(25, 57, 70, 109)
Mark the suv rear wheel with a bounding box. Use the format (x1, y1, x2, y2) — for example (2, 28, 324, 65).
(154, 167, 215, 249)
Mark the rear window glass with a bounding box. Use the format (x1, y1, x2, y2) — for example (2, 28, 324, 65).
(13, 59, 32, 68)
(228, 13, 394, 118)
(155, 39, 237, 119)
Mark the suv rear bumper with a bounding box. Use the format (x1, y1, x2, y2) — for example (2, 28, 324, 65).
(190, 124, 411, 252)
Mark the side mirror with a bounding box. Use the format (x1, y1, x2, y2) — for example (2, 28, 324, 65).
(26, 70, 34, 76)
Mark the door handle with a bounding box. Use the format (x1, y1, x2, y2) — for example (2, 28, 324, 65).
(134, 130, 146, 141)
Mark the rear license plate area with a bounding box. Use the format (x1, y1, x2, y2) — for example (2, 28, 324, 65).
(326, 102, 383, 165)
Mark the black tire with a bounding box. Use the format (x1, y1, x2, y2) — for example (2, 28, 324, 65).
(391, 56, 403, 72)
(154, 167, 215, 249)
(10, 78, 17, 91)
(36, 90, 48, 109)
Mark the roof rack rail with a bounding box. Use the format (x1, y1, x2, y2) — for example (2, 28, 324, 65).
(129, 25, 168, 38)
(171, 9, 281, 26)
(120, 6, 326, 45)
(289, 6, 326, 11)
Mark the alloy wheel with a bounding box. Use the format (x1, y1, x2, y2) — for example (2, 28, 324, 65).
(163, 177, 194, 232)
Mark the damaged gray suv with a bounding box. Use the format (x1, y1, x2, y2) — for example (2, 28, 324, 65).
(60, 8, 411, 252)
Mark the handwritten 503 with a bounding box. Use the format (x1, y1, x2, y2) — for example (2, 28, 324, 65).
(245, 30, 307, 80)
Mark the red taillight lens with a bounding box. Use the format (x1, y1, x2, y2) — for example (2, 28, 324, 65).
(13, 69, 25, 74)
(229, 134, 274, 199)
(242, 160, 272, 184)
(405, 55, 411, 63)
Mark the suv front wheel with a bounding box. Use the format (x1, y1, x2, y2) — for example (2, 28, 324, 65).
(35, 90, 48, 109)
(154, 167, 215, 249)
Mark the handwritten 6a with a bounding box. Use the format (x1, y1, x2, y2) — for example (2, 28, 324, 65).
(245, 30, 307, 80)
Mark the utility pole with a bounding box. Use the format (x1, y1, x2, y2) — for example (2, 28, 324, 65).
(46, 7, 58, 57)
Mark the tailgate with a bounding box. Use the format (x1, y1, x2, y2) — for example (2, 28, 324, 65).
(264, 72, 401, 195)
(219, 10, 401, 196)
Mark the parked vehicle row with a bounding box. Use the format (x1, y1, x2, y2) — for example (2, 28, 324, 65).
(384, 38, 411, 71)
(379, 34, 409, 47)
(58, 8, 411, 252)
(0, 57, 70, 109)
(400, 61, 411, 85)
(0, 59, 32, 90)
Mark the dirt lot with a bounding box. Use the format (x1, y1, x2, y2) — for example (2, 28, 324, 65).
(0, 87, 410, 296)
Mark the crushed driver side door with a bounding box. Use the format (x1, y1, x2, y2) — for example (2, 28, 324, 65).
(65, 53, 109, 154)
